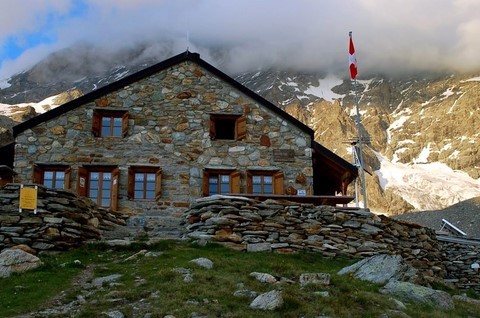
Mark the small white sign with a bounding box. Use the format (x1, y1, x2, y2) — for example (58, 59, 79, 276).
(297, 189, 306, 196)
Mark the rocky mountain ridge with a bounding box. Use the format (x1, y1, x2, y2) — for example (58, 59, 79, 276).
(1, 45, 479, 214)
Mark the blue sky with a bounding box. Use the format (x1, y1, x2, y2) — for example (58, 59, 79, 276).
(1, 0, 480, 80)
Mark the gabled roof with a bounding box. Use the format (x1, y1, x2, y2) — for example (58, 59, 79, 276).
(13, 51, 313, 138)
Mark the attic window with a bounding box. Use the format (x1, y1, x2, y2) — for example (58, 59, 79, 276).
(92, 110, 128, 137)
(209, 114, 246, 140)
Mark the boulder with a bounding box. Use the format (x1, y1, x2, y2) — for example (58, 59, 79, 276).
(250, 290, 283, 310)
(249, 272, 277, 284)
(380, 280, 454, 310)
(337, 254, 418, 284)
(299, 273, 331, 287)
(190, 257, 214, 269)
(0, 248, 43, 278)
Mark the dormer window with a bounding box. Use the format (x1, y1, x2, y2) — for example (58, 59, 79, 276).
(209, 114, 246, 140)
(92, 109, 128, 137)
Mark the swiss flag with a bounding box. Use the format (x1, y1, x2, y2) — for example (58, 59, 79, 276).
(349, 33, 358, 80)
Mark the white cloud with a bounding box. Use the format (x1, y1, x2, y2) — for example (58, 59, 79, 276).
(1, 0, 480, 79)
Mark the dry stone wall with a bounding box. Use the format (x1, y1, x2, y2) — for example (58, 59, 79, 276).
(0, 183, 125, 252)
(184, 195, 480, 292)
(184, 195, 445, 283)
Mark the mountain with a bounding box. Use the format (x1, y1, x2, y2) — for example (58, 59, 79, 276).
(1, 44, 479, 214)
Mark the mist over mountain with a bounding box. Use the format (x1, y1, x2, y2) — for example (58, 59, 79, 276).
(1, 42, 479, 214)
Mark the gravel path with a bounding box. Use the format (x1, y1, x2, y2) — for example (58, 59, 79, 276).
(393, 197, 480, 238)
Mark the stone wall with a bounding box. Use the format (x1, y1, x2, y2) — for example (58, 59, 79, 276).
(183, 195, 480, 291)
(183, 195, 446, 284)
(439, 240, 480, 292)
(0, 183, 125, 252)
(13, 60, 314, 220)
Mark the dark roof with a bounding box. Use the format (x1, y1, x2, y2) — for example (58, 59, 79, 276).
(13, 51, 313, 138)
(313, 141, 358, 177)
(0, 142, 14, 168)
(0, 165, 16, 177)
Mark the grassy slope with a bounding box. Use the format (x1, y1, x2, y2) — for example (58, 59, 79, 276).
(1, 241, 479, 318)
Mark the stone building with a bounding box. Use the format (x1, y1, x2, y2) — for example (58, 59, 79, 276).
(12, 51, 357, 217)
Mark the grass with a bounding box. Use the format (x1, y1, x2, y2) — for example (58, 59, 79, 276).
(0, 240, 479, 317)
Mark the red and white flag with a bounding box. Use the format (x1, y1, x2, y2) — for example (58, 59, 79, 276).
(349, 32, 358, 80)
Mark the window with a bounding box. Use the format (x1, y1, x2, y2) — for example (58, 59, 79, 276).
(127, 166, 162, 200)
(92, 110, 128, 137)
(247, 171, 284, 195)
(209, 114, 246, 140)
(32, 164, 71, 189)
(202, 170, 241, 196)
(78, 166, 119, 210)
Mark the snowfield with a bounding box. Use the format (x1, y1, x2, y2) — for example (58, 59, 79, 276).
(374, 152, 480, 211)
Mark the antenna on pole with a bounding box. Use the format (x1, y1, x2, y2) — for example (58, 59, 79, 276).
(349, 31, 368, 209)
(186, 30, 190, 51)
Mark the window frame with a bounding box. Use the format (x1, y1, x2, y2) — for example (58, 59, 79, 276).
(77, 166, 119, 211)
(209, 114, 246, 141)
(127, 166, 162, 200)
(92, 109, 129, 138)
(246, 170, 284, 195)
(202, 169, 241, 196)
(32, 164, 71, 190)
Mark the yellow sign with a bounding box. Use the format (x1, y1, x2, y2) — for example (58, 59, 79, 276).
(19, 186, 38, 210)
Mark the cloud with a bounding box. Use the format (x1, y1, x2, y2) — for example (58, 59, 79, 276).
(1, 0, 480, 80)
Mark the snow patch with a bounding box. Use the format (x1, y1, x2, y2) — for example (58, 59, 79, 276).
(461, 76, 480, 82)
(0, 77, 11, 89)
(0, 94, 62, 116)
(304, 75, 345, 102)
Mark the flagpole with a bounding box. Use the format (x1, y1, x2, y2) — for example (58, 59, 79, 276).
(350, 31, 368, 209)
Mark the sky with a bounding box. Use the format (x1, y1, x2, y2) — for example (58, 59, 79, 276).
(1, 0, 480, 80)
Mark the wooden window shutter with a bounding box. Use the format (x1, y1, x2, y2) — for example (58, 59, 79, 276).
(273, 171, 285, 195)
(236, 115, 247, 140)
(92, 111, 101, 137)
(155, 169, 162, 200)
(32, 164, 44, 184)
(230, 170, 241, 194)
(246, 171, 253, 193)
(202, 170, 210, 196)
(209, 116, 216, 140)
(77, 167, 88, 197)
(121, 112, 129, 137)
(127, 166, 134, 199)
(111, 167, 119, 211)
(64, 167, 72, 189)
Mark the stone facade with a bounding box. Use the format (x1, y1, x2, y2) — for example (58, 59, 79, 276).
(13, 54, 320, 224)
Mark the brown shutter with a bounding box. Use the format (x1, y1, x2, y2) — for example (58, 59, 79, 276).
(77, 167, 88, 197)
(155, 169, 162, 200)
(127, 166, 134, 199)
(121, 112, 129, 137)
(273, 171, 284, 195)
(202, 170, 210, 196)
(246, 171, 253, 193)
(209, 116, 216, 140)
(92, 111, 101, 137)
(111, 167, 119, 211)
(64, 167, 71, 190)
(32, 164, 44, 184)
(230, 170, 241, 194)
(236, 115, 247, 140)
